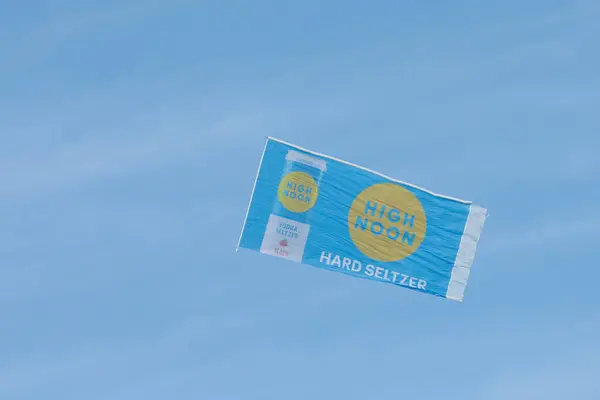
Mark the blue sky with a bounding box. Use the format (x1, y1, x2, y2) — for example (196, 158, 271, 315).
(1, 0, 599, 399)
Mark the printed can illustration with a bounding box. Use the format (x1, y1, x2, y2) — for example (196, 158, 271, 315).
(259, 150, 327, 262)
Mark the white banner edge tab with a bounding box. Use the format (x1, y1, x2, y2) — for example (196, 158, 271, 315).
(446, 204, 489, 302)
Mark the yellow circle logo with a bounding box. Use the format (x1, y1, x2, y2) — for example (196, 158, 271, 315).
(277, 171, 319, 213)
(348, 183, 426, 262)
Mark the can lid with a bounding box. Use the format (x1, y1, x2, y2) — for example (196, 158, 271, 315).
(286, 150, 327, 171)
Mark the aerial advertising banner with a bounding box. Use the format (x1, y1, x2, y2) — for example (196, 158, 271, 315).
(236, 137, 488, 302)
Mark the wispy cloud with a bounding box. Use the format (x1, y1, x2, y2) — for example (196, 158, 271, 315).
(0, 314, 223, 398)
(2, 0, 596, 200)
(0, 111, 260, 197)
(0, 86, 358, 199)
(478, 316, 600, 400)
(0, 277, 357, 400)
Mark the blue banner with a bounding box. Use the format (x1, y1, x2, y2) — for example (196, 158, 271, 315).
(236, 137, 488, 302)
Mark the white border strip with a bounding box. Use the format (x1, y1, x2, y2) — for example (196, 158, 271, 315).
(446, 204, 488, 302)
(268, 136, 471, 204)
(236, 137, 270, 251)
